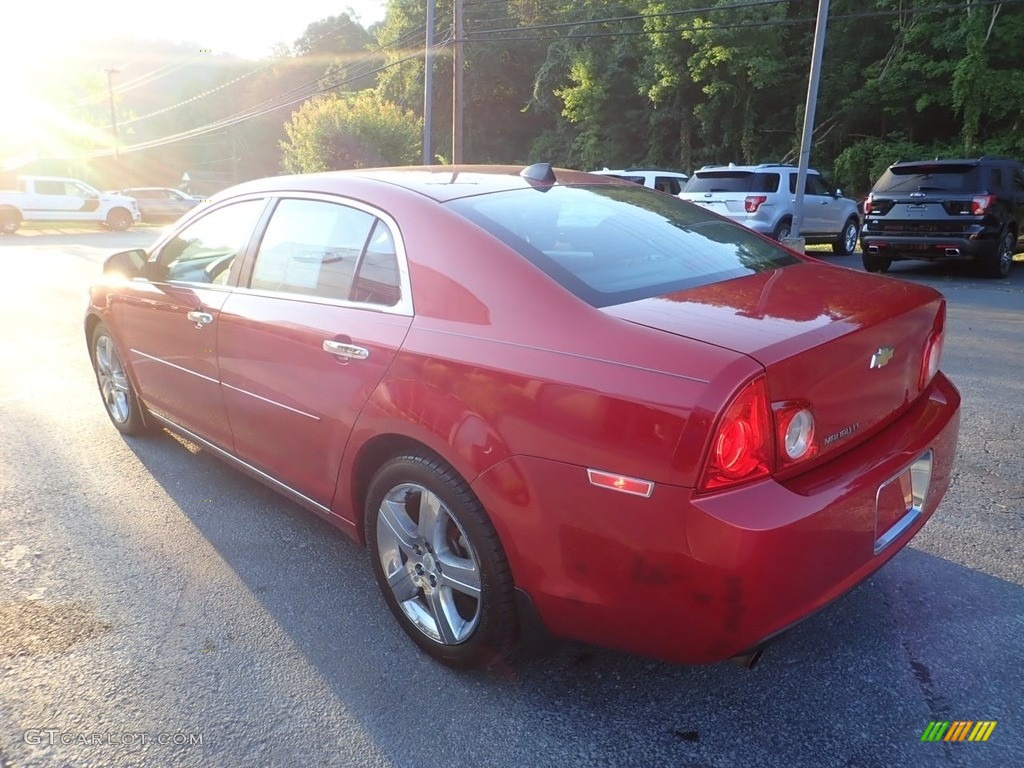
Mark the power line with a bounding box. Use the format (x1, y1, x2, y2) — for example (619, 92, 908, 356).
(83, 43, 436, 158)
(466, 0, 1024, 40)
(120, 19, 430, 129)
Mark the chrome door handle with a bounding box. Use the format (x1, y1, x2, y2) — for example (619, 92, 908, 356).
(187, 310, 214, 328)
(323, 340, 369, 360)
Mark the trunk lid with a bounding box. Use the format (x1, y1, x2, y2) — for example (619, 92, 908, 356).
(603, 262, 944, 462)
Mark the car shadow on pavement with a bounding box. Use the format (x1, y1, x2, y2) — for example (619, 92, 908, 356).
(113, 426, 1024, 768)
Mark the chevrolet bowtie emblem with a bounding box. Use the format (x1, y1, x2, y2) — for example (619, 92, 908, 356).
(870, 345, 895, 369)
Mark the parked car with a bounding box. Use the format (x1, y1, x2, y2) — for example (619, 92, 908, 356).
(590, 168, 689, 195)
(86, 164, 960, 670)
(679, 163, 861, 254)
(110, 187, 204, 222)
(0, 176, 140, 234)
(860, 156, 1024, 278)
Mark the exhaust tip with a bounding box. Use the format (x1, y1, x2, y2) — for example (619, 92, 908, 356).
(945, 248, 960, 257)
(868, 245, 879, 254)
(730, 649, 764, 670)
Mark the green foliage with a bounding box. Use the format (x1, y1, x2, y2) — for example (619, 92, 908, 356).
(280, 91, 421, 172)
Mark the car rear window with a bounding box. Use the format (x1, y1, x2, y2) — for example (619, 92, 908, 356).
(872, 163, 980, 193)
(447, 184, 799, 308)
(683, 171, 779, 193)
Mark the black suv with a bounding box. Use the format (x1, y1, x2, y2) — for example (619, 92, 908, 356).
(860, 156, 1024, 278)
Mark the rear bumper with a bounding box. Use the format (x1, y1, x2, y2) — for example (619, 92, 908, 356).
(860, 229, 1000, 260)
(473, 373, 960, 665)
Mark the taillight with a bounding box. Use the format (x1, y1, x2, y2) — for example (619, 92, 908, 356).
(863, 197, 873, 215)
(744, 195, 767, 213)
(773, 402, 818, 469)
(920, 303, 945, 389)
(971, 194, 995, 215)
(700, 376, 773, 491)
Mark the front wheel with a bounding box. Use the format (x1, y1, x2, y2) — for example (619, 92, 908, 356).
(980, 229, 1014, 279)
(862, 252, 891, 273)
(832, 217, 860, 255)
(105, 208, 133, 231)
(365, 453, 518, 669)
(90, 322, 149, 435)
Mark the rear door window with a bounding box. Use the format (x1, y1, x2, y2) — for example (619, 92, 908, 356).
(654, 176, 683, 195)
(249, 198, 402, 307)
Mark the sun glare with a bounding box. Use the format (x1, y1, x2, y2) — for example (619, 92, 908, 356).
(0, 43, 113, 168)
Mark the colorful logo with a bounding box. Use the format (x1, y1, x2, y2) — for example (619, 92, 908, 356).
(921, 721, 997, 742)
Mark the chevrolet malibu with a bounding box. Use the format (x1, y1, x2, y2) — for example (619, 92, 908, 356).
(86, 164, 960, 669)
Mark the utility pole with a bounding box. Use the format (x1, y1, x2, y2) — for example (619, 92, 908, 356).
(790, 0, 830, 244)
(451, 0, 464, 164)
(423, 0, 435, 164)
(104, 67, 120, 159)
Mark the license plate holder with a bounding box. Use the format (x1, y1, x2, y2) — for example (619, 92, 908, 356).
(874, 450, 933, 554)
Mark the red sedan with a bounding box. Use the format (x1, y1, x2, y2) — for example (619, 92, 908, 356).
(86, 164, 960, 669)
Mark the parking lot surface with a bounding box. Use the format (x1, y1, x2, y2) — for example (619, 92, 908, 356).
(1, 231, 1021, 767)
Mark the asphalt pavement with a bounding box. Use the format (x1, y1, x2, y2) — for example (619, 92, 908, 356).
(0, 230, 1021, 768)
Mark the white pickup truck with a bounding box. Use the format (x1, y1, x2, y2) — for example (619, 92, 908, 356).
(0, 176, 141, 234)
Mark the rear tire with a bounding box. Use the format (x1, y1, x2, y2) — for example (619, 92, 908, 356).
(832, 217, 860, 255)
(980, 229, 1014, 279)
(365, 452, 519, 669)
(771, 218, 792, 241)
(862, 252, 891, 273)
(105, 208, 133, 231)
(0, 208, 21, 235)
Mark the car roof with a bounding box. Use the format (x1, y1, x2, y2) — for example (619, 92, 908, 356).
(591, 168, 688, 176)
(694, 163, 817, 174)
(216, 165, 627, 203)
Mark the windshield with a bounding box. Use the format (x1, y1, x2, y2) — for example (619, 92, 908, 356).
(872, 163, 979, 193)
(447, 184, 799, 308)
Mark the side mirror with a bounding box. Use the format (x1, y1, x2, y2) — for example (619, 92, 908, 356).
(103, 248, 148, 279)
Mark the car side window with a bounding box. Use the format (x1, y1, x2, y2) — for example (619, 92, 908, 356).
(155, 199, 266, 285)
(787, 174, 828, 195)
(655, 177, 682, 195)
(990, 167, 1004, 191)
(806, 175, 831, 196)
(754, 173, 780, 193)
(36, 180, 65, 195)
(351, 220, 402, 306)
(250, 198, 381, 302)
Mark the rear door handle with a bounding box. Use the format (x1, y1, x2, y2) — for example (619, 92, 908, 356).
(323, 340, 369, 360)
(187, 310, 214, 328)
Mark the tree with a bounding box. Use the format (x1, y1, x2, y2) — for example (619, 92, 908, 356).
(280, 90, 421, 172)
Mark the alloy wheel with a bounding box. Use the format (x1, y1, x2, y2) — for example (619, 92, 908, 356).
(375, 482, 482, 645)
(94, 334, 131, 424)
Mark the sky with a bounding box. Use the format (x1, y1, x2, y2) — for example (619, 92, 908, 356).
(1, 1, 392, 165)
(9, 1, 389, 60)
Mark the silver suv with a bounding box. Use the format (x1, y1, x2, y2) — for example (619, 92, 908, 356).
(679, 163, 861, 254)
(590, 168, 689, 195)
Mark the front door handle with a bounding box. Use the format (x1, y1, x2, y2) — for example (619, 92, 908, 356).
(187, 310, 214, 329)
(323, 340, 369, 360)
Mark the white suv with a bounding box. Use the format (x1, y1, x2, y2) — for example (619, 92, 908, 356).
(590, 168, 689, 195)
(678, 163, 861, 254)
